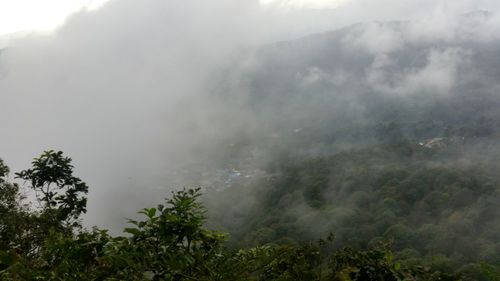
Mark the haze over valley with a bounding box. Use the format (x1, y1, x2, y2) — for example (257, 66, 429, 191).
(1, 0, 500, 279)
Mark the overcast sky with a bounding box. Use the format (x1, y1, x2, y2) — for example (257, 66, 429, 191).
(0, 0, 349, 37)
(1, 0, 499, 231)
(0, 0, 109, 35)
(3, 0, 496, 36)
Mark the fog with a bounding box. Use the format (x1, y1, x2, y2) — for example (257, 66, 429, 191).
(1, 0, 499, 233)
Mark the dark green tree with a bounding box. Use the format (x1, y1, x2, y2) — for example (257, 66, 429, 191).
(16, 150, 88, 230)
(0, 159, 26, 251)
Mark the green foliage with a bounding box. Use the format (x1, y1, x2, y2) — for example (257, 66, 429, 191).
(106, 188, 231, 280)
(212, 142, 500, 280)
(16, 150, 88, 229)
(0, 159, 21, 249)
(0, 158, 32, 258)
(479, 263, 500, 281)
(0, 151, 496, 280)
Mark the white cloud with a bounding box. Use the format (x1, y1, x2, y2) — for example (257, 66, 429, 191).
(400, 48, 471, 95)
(260, 0, 349, 9)
(0, 0, 348, 231)
(0, 0, 110, 35)
(1, 0, 500, 232)
(342, 22, 404, 55)
(367, 48, 472, 96)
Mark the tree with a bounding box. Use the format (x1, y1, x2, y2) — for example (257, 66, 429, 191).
(0, 159, 26, 251)
(15, 150, 88, 230)
(112, 188, 229, 280)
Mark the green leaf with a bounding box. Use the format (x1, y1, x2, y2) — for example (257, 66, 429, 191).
(148, 208, 156, 218)
(124, 227, 142, 237)
(0, 250, 18, 267)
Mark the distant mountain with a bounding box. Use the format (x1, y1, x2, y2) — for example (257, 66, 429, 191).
(202, 12, 500, 167)
(204, 14, 500, 278)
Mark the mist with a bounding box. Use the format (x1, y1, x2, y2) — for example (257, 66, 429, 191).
(1, 0, 500, 237)
(0, 0, 337, 230)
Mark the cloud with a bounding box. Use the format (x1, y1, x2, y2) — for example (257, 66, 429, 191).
(0, 0, 344, 232)
(342, 22, 405, 55)
(366, 48, 472, 96)
(398, 48, 471, 95)
(261, 0, 349, 9)
(0, 0, 500, 233)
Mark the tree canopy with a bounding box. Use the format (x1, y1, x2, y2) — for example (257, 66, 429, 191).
(0, 151, 498, 280)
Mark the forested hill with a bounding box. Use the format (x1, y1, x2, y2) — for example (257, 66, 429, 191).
(189, 12, 500, 184)
(201, 13, 500, 279)
(215, 12, 500, 149)
(206, 142, 500, 275)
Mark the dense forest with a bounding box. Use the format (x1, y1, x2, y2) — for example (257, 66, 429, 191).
(0, 150, 499, 280)
(206, 141, 500, 279)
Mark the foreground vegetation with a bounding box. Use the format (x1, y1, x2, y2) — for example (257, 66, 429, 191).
(0, 151, 498, 280)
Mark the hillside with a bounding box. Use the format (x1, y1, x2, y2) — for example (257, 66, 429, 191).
(201, 14, 500, 278)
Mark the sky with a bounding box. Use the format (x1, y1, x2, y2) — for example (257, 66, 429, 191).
(0, 0, 110, 35)
(0, 0, 344, 36)
(0, 0, 499, 232)
(261, 0, 348, 9)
